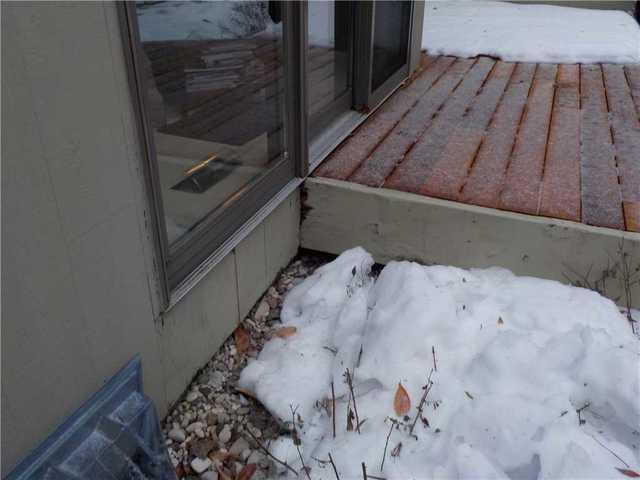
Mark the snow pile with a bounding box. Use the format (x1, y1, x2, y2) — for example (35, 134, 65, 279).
(240, 248, 640, 479)
(422, 1, 640, 63)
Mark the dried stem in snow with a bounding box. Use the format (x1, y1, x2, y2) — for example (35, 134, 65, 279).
(345, 368, 361, 434)
(409, 368, 435, 436)
(380, 419, 395, 472)
(328, 453, 341, 480)
(245, 427, 299, 476)
(331, 381, 336, 438)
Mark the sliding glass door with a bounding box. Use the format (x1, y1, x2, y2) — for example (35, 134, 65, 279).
(306, 1, 354, 141)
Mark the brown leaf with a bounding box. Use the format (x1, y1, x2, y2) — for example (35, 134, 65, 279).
(347, 408, 355, 431)
(391, 442, 403, 457)
(237, 464, 258, 480)
(234, 326, 251, 354)
(175, 464, 185, 479)
(617, 469, 640, 478)
(235, 386, 257, 399)
(497, 317, 504, 325)
(208, 450, 239, 462)
(273, 326, 297, 338)
(394, 382, 411, 416)
(216, 464, 235, 480)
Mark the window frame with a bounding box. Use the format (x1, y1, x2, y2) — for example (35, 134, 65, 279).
(119, 2, 306, 302)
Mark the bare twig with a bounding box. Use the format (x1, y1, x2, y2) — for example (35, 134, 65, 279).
(245, 427, 299, 476)
(328, 453, 341, 480)
(576, 402, 590, 426)
(586, 432, 630, 468)
(432, 346, 437, 372)
(380, 420, 395, 471)
(617, 240, 639, 334)
(409, 369, 435, 436)
(362, 462, 368, 480)
(345, 368, 361, 434)
(331, 381, 336, 438)
(291, 405, 311, 480)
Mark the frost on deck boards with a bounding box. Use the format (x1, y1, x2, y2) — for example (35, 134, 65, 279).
(315, 54, 640, 233)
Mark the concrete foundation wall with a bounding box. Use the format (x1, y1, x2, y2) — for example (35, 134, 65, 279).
(1, 2, 299, 474)
(302, 178, 640, 308)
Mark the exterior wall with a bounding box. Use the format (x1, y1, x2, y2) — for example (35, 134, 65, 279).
(1, 1, 299, 474)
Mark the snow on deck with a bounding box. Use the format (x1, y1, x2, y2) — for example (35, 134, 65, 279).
(423, 0, 640, 64)
(239, 248, 639, 479)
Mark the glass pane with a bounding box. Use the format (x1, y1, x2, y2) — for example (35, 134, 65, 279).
(135, 1, 285, 245)
(307, 1, 352, 140)
(372, 1, 411, 92)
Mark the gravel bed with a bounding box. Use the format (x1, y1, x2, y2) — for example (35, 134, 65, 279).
(162, 251, 333, 480)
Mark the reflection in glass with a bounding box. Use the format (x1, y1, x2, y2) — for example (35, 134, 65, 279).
(135, 1, 285, 244)
(306, 1, 353, 140)
(371, 1, 411, 92)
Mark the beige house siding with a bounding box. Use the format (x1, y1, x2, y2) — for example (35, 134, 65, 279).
(1, 1, 299, 474)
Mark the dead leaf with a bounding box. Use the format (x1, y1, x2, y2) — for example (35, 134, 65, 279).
(273, 326, 297, 338)
(497, 317, 504, 325)
(237, 463, 258, 480)
(216, 464, 235, 480)
(394, 382, 411, 416)
(347, 408, 355, 431)
(234, 326, 251, 354)
(208, 450, 239, 462)
(617, 469, 640, 478)
(234, 386, 257, 400)
(391, 442, 403, 457)
(175, 464, 185, 479)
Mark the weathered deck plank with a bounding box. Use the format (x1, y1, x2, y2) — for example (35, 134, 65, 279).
(350, 57, 479, 186)
(498, 64, 557, 215)
(603, 64, 640, 232)
(315, 55, 454, 180)
(419, 61, 515, 200)
(625, 65, 640, 118)
(539, 64, 581, 222)
(460, 63, 536, 208)
(384, 57, 495, 192)
(580, 64, 624, 230)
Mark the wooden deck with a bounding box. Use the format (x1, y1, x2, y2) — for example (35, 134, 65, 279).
(315, 55, 640, 233)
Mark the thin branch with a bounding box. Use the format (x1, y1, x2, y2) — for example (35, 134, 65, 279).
(409, 368, 434, 436)
(362, 462, 368, 480)
(290, 405, 311, 480)
(576, 402, 590, 425)
(245, 427, 299, 476)
(345, 368, 361, 434)
(380, 420, 394, 472)
(331, 381, 336, 438)
(328, 453, 341, 480)
(432, 346, 437, 372)
(586, 432, 630, 468)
